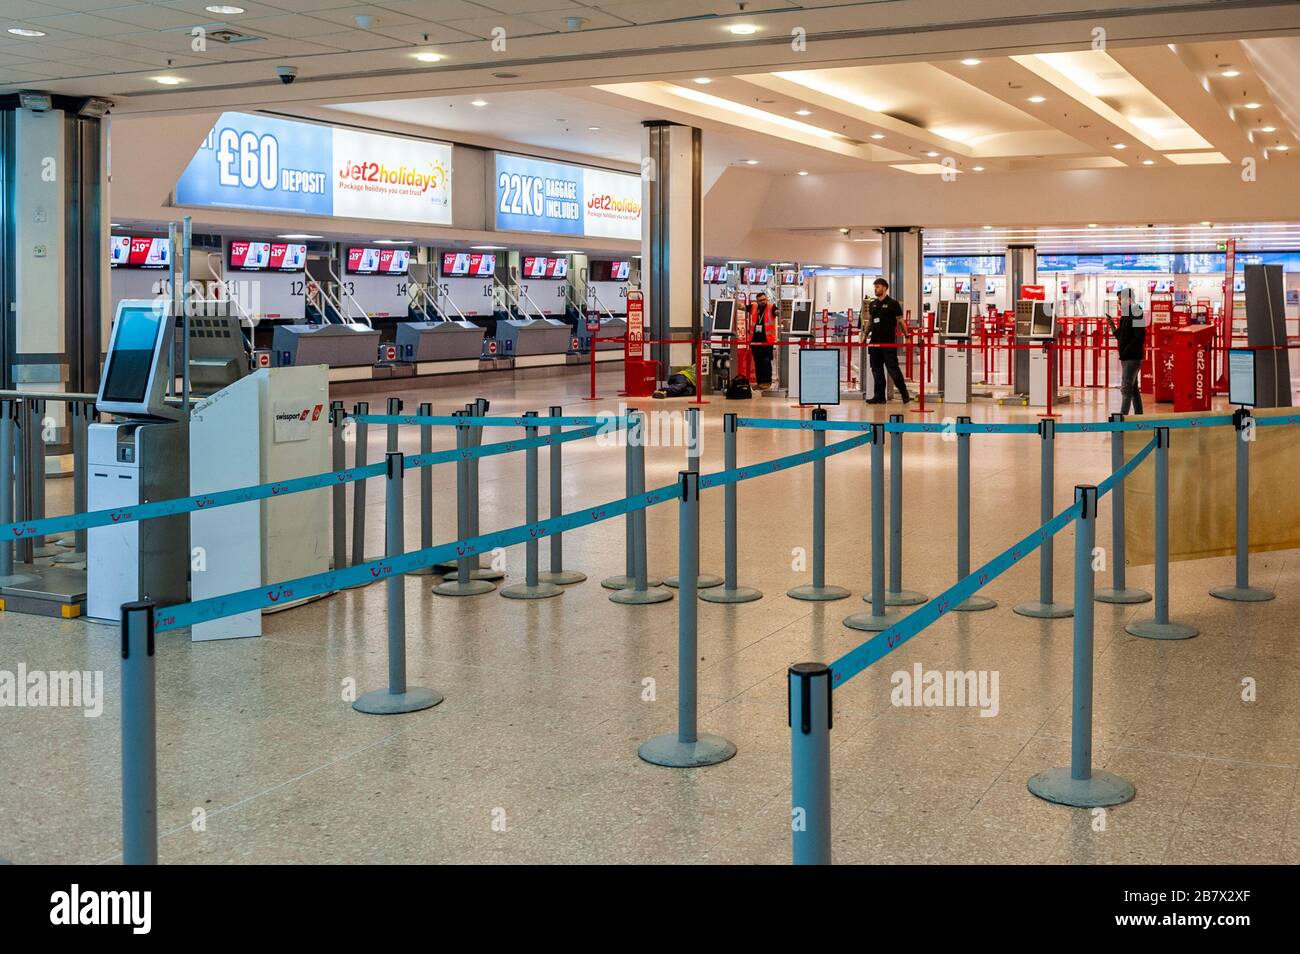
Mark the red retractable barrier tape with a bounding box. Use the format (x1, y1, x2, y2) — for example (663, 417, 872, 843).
(1171, 324, 1216, 413)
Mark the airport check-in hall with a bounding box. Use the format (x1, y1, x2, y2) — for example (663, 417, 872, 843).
(2, 0, 1300, 898)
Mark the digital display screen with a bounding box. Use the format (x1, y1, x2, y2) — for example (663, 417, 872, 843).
(228, 241, 307, 272)
(110, 236, 170, 269)
(709, 298, 735, 336)
(789, 300, 813, 335)
(346, 246, 411, 275)
(1228, 349, 1255, 407)
(102, 304, 166, 404)
(742, 266, 771, 285)
(591, 260, 630, 282)
(440, 252, 496, 277)
(944, 300, 971, 338)
(780, 268, 799, 286)
(703, 265, 732, 284)
(1030, 302, 1055, 338)
(521, 256, 568, 279)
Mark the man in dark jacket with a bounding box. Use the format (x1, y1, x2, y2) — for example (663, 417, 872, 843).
(864, 278, 910, 404)
(1107, 289, 1146, 415)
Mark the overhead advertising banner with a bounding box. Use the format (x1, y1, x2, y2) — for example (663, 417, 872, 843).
(176, 111, 452, 225)
(493, 153, 640, 240)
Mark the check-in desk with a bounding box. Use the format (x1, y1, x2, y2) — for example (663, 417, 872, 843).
(271, 323, 382, 381)
(495, 318, 573, 367)
(396, 320, 487, 375)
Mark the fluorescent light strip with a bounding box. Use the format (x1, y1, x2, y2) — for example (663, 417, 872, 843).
(659, 84, 839, 139)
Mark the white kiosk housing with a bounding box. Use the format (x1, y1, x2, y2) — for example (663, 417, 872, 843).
(941, 300, 973, 404)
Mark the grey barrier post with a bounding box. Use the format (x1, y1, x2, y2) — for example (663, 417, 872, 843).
(601, 411, 640, 590)
(1028, 486, 1136, 807)
(385, 396, 402, 454)
(611, 411, 671, 604)
(465, 400, 504, 582)
(885, 413, 927, 606)
(71, 401, 93, 558)
(789, 662, 833, 864)
(409, 401, 437, 576)
(354, 452, 443, 714)
(1210, 409, 1274, 602)
(434, 412, 495, 596)
(1095, 413, 1151, 604)
(502, 412, 563, 599)
(1126, 428, 1198, 639)
(1014, 417, 1073, 619)
(330, 406, 348, 571)
(666, 407, 723, 590)
(349, 401, 370, 569)
(702, 412, 762, 603)
(13, 401, 30, 564)
(788, 408, 851, 601)
(28, 399, 56, 558)
(638, 471, 736, 767)
(0, 400, 31, 584)
(952, 416, 996, 611)
(121, 601, 158, 864)
(540, 404, 587, 585)
(845, 424, 898, 631)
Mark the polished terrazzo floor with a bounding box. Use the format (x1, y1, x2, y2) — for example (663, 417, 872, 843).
(2, 365, 1298, 865)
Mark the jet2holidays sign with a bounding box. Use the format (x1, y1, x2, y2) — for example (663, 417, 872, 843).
(494, 153, 641, 240)
(176, 112, 453, 225)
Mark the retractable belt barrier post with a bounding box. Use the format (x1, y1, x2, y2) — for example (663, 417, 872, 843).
(886, 413, 926, 606)
(1028, 486, 1136, 808)
(611, 411, 671, 605)
(434, 412, 495, 597)
(385, 396, 402, 453)
(349, 401, 371, 572)
(410, 402, 437, 576)
(638, 471, 737, 768)
(1095, 413, 1150, 604)
(1210, 409, 1274, 603)
(952, 416, 995, 612)
(788, 408, 851, 601)
(465, 400, 504, 583)
(702, 413, 761, 603)
(330, 404, 348, 572)
(120, 600, 158, 865)
(13, 404, 29, 564)
(789, 662, 832, 865)
(845, 424, 898, 632)
(1014, 418, 1073, 619)
(1127, 428, 1198, 640)
(0, 400, 26, 584)
(540, 404, 587, 586)
(666, 407, 723, 590)
(28, 399, 55, 558)
(601, 416, 640, 590)
(353, 451, 443, 714)
(501, 412, 563, 600)
(56, 400, 92, 563)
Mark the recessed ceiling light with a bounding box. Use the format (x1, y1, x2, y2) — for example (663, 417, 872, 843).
(413, 52, 444, 63)
(727, 24, 759, 35)
(278, 233, 322, 239)
(7, 27, 45, 37)
(1243, 102, 1262, 109)
(794, 109, 812, 116)
(1275, 144, 1290, 152)
(204, 4, 245, 13)
(1113, 143, 1127, 149)
(982, 225, 993, 230)
(153, 76, 184, 85)
(960, 58, 982, 66)
(1260, 125, 1277, 132)
(797, 170, 809, 176)
(373, 239, 412, 245)
(1088, 223, 1098, 228)
(471, 245, 506, 250)
(926, 151, 939, 157)
(870, 133, 885, 140)
(744, 159, 759, 165)
(587, 125, 600, 131)
(1199, 221, 1211, 226)
(693, 77, 712, 85)
(1142, 159, 1155, 165)
(551, 250, 580, 255)
(972, 165, 985, 171)
(1027, 95, 1046, 104)
(1219, 69, 1240, 78)
(470, 99, 488, 107)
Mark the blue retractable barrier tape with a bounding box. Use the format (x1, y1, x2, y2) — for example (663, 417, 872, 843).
(700, 432, 872, 490)
(829, 436, 1157, 688)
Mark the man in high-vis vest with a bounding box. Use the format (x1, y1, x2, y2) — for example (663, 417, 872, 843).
(748, 292, 777, 390)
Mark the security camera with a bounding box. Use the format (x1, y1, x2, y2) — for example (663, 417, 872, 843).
(276, 65, 298, 85)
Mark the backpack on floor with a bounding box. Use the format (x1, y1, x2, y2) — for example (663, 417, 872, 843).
(725, 376, 753, 400)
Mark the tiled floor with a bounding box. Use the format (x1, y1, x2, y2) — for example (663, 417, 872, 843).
(2, 367, 1297, 864)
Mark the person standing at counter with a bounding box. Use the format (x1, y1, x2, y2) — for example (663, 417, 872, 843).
(1107, 288, 1146, 415)
(749, 291, 777, 390)
(864, 278, 911, 404)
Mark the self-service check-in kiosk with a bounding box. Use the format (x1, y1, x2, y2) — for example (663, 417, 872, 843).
(786, 300, 815, 403)
(940, 300, 973, 404)
(705, 298, 736, 392)
(87, 300, 190, 621)
(1025, 300, 1058, 408)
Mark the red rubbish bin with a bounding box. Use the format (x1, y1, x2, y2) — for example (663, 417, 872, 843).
(1149, 325, 1177, 403)
(623, 358, 659, 397)
(1171, 324, 1215, 412)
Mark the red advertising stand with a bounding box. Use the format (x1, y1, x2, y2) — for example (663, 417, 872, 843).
(1170, 324, 1215, 412)
(622, 290, 657, 397)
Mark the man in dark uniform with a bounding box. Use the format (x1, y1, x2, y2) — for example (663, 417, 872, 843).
(864, 277, 910, 404)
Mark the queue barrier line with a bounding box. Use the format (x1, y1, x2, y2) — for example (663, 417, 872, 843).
(351, 413, 628, 428)
(828, 436, 1157, 688)
(0, 423, 607, 541)
(699, 432, 873, 491)
(736, 413, 1276, 435)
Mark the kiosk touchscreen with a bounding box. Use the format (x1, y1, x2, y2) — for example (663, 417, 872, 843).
(789, 300, 814, 337)
(1026, 301, 1058, 408)
(942, 300, 971, 338)
(98, 299, 180, 420)
(709, 298, 736, 337)
(1029, 301, 1056, 339)
(940, 300, 973, 403)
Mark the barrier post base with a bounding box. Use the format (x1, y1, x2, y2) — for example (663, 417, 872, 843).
(1094, 586, 1151, 605)
(609, 586, 673, 605)
(1027, 767, 1135, 808)
(0, 573, 36, 587)
(953, 595, 997, 612)
(700, 585, 763, 604)
(843, 609, 900, 632)
(787, 584, 850, 602)
(1125, 618, 1198, 640)
(352, 686, 443, 715)
(539, 569, 588, 585)
(499, 581, 564, 600)
(406, 566, 439, 577)
(601, 574, 663, 590)
(1012, 600, 1073, 620)
(885, 589, 927, 607)
(663, 573, 724, 589)
(433, 579, 497, 597)
(1209, 585, 1274, 603)
(469, 568, 506, 582)
(638, 733, 737, 768)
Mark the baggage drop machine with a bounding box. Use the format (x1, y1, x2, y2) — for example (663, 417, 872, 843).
(940, 300, 973, 404)
(704, 298, 737, 392)
(1023, 300, 1061, 408)
(785, 300, 815, 403)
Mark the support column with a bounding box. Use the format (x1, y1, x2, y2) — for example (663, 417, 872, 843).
(642, 121, 702, 383)
(1007, 245, 1037, 396)
(878, 227, 924, 334)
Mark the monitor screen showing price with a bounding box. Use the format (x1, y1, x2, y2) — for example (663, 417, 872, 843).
(440, 252, 495, 277)
(521, 256, 567, 279)
(110, 235, 170, 269)
(591, 260, 630, 281)
(228, 240, 306, 272)
(346, 246, 410, 275)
